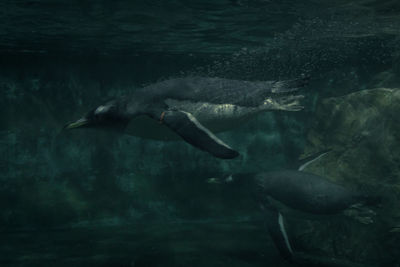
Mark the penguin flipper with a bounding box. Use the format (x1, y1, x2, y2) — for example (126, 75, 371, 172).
(262, 205, 294, 261)
(159, 110, 239, 159)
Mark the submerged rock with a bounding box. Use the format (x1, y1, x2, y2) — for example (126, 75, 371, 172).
(304, 88, 400, 186)
(296, 88, 400, 265)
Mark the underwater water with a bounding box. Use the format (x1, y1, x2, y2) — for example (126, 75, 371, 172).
(1, 0, 400, 266)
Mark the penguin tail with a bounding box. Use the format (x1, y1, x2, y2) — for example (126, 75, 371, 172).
(356, 194, 382, 207)
(271, 75, 310, 94)
(351, 185, 382, 207)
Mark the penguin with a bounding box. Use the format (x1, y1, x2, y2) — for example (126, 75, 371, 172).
(255, 170, 378, 262)
(64, 76, 309, 159)
(253, 170, 368, 215)
(207, 153, 379, 264)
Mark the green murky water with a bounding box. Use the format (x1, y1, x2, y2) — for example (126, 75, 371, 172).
(1, 1, 400, 266)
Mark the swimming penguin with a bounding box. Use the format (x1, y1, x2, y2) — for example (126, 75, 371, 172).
(208, 161, 379, 264)
(64, 76, 309, 159)
(253, 170, 379, 263)
(254, 170, 370, 215)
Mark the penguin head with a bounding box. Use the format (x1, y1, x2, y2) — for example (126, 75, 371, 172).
(65, 101, 129, 131)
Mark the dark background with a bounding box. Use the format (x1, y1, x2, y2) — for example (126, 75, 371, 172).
(1, 0, 400, 266)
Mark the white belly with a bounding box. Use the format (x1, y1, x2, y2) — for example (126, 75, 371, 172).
(125, 100, 266, 141)
(165, 99, 265, 130)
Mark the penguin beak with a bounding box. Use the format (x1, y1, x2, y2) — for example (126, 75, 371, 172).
(64, 118, 89, 129)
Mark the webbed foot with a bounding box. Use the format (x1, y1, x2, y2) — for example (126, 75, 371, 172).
(264, 95, 305, 111)
(343, 203, 376, 224)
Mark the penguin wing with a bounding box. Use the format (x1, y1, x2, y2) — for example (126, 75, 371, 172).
(262, 205, 294, 261)
(159, 110, 239, 159)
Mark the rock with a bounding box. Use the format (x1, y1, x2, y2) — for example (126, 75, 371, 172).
(303, 88, 400, 187)
(296, 88, 400, 264)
